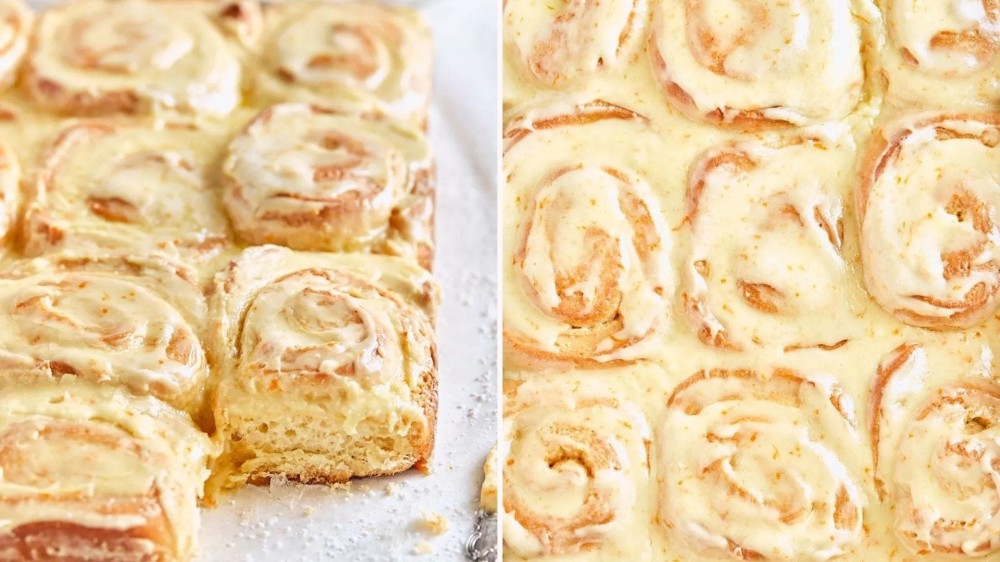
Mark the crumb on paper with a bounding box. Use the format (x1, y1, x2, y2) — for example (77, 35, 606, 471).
(325, 481, 354, 498)
(302, 506, 315, 517)
(384, 482, 397, 496)
(418, 511, 449, 535)
(412, 541, 433, 555)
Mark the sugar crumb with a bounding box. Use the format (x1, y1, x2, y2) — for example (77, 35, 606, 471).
(418, 511, 449, 535)
(412, 541, 433, 555)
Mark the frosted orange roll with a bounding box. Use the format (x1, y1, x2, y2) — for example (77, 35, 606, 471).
(209, 246, 440, 491)
(0, 0, 30, 89)
(0, 382, 215, 562)
(659, 368, 865, 561)
(503, 100, 674, 368)
(502, 375, 654, 560)
(257, 1, 432, 129)
(503, 0, 647, 87)
(22, 120, 231, 262)
(25, 0, 245, 117)
(880, 0, 1000, 109)
(682, 127, 858, 352)
(222, 103, 434, 269)
(857, 113, 1000, 328)
(648, 0, 867, 128)
(870, 343, 1000, 557)
(0, 252, 209, 417)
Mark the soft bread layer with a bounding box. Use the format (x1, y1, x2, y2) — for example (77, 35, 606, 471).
(0, 381, 217, 562)
(213, 400, 424, 486)
(208, 246, 440, 496)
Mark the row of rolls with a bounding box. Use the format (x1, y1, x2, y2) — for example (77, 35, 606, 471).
(504, 104, 1000, 366)
(502, 1, 1000, 561)
(0, 0, 431, 127)
(504, 0, 1000, 122)
(503, 341, 1000, 560)
(0, 0, 440, 560)
(0, 100, 434, 271)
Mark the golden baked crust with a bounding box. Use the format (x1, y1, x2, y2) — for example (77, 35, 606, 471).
(25, 0, 246, 118)
(0, 252, 210, 418)
(255, 1, 432, 130)
(0, 382, 216, 562)
(21, 120, 232, 263)
(222, 103, 434, 269)
(208, 245, 440, 494)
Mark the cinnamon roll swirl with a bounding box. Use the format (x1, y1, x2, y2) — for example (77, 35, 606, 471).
(0, 382, 215, 562)
(881, 0, 1000, 109)
(648, 0, 866, 128)
(26, 0, 242, 118)
(503, 376, 653, 559)
(0, 0, 30, 90)
(858, 113, 1000, 329)
(256, 2, 432, 129)
(0, 253, 209, 417)
(22, 121, 231, 262)
(223, 103, 434, 269)
(660, 369, 865, 561)
(870, 343, 1000, 557)
(503, 101, 674, 368)
(682, 130, 856, 352)
(503, 0, 647, 87)
(209, 246, 440, 492)
(0, 141, 19, 253)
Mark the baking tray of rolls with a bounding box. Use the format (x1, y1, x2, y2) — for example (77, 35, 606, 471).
(0, 0, 497, 560)
(501, 1, 1000, 561)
